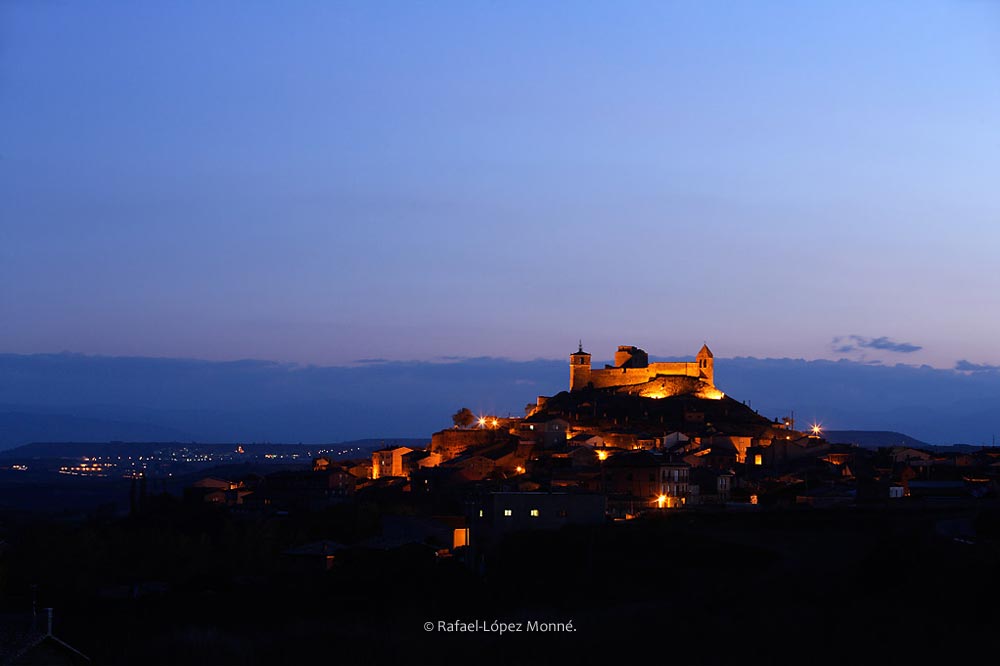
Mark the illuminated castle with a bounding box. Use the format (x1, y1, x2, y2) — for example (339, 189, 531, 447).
(569, 343, 719, 398)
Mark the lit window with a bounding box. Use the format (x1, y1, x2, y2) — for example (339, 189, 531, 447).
(479, 510, 484, 517)
(504, 509, 512, 517)
(530, 509, 540, 517)
(754, 454, 762, 466)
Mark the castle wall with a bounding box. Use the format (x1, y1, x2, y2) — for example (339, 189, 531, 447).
(614, 375, 717, 400)
(430, 429, 507, 461)
(587, 362, 703, 389)
(588, 367, 654, 389)
(648, 362, 702, 380)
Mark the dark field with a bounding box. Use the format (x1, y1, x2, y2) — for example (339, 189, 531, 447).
(2, 495, 998, 665)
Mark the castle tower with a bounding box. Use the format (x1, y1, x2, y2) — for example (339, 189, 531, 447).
(696, 344, 714, 386)
(614, 345, 649, 369)
(570, 341, 592, 391)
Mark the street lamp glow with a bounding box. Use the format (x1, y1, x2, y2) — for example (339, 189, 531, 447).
(811, 423, 822, 436)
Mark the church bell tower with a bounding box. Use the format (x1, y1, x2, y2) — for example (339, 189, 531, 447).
(697, 344, 714, 386)
(570, 341, 592, 391)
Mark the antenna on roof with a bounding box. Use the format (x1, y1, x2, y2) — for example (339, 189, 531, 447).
(578, 340, 583, 353)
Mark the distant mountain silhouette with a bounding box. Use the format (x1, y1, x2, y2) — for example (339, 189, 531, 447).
(823, 430, 930, 449)
(0, 411, 192, 450)
(2, 352, 999, 446)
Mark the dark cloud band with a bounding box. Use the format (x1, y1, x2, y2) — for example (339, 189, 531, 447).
(955, 360, 1000, 373)
(832, 335, 922, 355)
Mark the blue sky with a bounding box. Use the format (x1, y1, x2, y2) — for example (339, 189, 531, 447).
(2, 1, 999, 366)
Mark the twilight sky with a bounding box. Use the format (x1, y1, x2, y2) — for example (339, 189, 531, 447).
(2, 1, 999, 367)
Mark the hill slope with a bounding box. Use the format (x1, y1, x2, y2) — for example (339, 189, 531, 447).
(823, 430, 930, 449)
(535, 388, 776, 438)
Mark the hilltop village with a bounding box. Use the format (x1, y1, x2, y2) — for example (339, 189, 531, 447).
(6, 344, 1000, 665)
(183, 343, 1000, 557)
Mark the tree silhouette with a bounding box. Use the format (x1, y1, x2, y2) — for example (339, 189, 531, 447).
(452, 407, 475, 428)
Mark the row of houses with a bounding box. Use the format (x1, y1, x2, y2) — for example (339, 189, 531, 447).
(186, 463, 358, 510)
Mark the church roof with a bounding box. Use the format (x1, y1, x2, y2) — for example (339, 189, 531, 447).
(698, 344, 714, 358)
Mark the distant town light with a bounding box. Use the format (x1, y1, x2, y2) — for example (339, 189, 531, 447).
(656, 494, 667, 509)
(596, 450, 609, 462)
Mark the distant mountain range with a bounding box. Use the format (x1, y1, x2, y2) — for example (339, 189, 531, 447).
(823, 430, 930, 449)
(0, 411, 192, 449)
(3, 352, 1000, 447)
